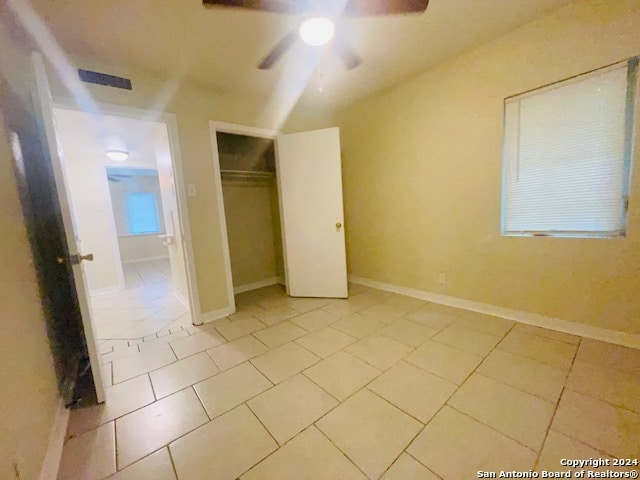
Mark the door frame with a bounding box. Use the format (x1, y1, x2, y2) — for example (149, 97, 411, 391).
(208, 121, 280, 312)
(54, 97, 203, 325)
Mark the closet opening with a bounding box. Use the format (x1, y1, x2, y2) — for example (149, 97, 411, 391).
(213, 127, 286, 302)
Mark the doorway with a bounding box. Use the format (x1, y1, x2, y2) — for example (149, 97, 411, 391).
(210, 123, 286, 304)
(210, 122, 349, 306)
(52, 105, 200, 343)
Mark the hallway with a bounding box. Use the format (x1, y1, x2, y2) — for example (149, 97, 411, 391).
(91, 259, 190, 341)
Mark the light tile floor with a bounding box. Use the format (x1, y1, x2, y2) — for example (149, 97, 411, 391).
(60, 283, 640, 480)
(91, 259, 190, 341)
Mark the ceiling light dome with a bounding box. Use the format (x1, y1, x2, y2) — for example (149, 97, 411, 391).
(299, 17, 335, 47)
(106, 150, 129, 162)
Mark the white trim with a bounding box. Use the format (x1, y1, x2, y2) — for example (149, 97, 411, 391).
(52, 97, 203, 326)
(163, 112, 203, 325)
(208, 122, 237, 316)
(207, 121, 281, 317)
(234, 277, 279, 294)
(348, 275, 640, 350)
(121, 255, 170, 265)
(210, 121, 278, 139)
(200, 306, 235, 324)
(89, 285, 122, 297)
(273, 134, 290, 295)
(173, 288, 190, 308)
(38, 398, 69, 480)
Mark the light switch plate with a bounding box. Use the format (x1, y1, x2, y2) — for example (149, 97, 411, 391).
(187, 184, 197, 197)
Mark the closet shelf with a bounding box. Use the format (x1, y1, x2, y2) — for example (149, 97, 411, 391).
(221, 170, 274, 178)
(221, 170, 274, 185)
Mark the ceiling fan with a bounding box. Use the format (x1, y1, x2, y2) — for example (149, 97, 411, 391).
(203, 0, 430, 70)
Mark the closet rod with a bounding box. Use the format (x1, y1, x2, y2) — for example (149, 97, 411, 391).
(220, 170, 273, 177)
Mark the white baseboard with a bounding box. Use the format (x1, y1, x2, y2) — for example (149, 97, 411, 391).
(348, 275, 640, 350)
(172, 289, 190, 309)
(121, 255, 169, 265)
(200, 306, 235, 325)
(234, 277, 279, 294)
(38, 398, 69, 480)
(89, 285, 121, 297)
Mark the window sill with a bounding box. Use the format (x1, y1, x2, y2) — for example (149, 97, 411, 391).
(118, 233, 163, 238)
(502, 231, 626, 239)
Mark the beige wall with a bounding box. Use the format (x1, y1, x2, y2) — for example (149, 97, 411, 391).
(338, 0, 640, 335)
(222, 180, 279, 287)
(0, 112, 60, 479)
(271, 180, 285, 282)
(118, 235, 167, 263)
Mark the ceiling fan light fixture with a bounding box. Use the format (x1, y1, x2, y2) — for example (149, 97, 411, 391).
(299, 17, 335, 47)
(105, 150, 129, 162)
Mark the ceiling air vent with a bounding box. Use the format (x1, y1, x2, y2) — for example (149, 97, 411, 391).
(78, 69, 132, 90)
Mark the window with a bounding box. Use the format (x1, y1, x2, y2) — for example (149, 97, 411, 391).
(502, 58, 637, 238)
(126, 192, 160, 235)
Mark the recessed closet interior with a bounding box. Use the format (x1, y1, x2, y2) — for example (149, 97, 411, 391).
(216, 132, 284, 291)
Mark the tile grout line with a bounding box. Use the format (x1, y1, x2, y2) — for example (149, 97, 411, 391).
(532, 335, 583, 470)
(115, 385, 210, 470)
(113, 417, 119, 473)
(312, 425, 373, 479)
(404, 450, 445, 479)
(147, 372, 158, 402)
(79, 285, 634, 479)
(244, 401, 283, 448)
(436, 323, 553, 456)
(428, 321, 563, 458)
(410, 322, 545, 457)
(104, 446, 171, 478)
(166, 445, 180, 479)
(383, 321, 515, 477)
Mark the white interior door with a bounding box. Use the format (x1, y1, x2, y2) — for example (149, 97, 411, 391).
(154, 124, 190, 306)
(32, 52, 106, 402)
(276, 127, 348, 298)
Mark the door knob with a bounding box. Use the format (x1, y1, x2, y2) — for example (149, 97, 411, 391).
(56, 253, 94, 264)
(336, 222, 342, 230)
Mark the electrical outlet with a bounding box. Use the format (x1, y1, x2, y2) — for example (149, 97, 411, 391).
(438, 272, 447, 285)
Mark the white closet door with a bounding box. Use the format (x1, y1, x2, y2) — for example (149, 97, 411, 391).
(276, 127, 348, 298)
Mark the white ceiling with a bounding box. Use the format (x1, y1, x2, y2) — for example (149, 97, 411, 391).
(22, 0, 574, 109)
(53, 108, 162, 169)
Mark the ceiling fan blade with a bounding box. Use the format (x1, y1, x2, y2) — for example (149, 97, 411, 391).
(344, 0, 429, 16)
(202, 0, 299, 14)
(332, 39, 362, 70)
(258, 31, 298, 69)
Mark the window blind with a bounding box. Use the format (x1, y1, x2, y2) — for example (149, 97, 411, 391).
(502, 61, 636, 237)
